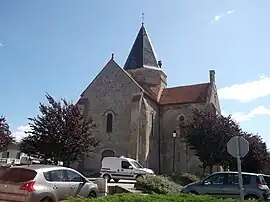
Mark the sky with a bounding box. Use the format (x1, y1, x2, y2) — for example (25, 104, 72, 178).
(1, 1, 270, 146)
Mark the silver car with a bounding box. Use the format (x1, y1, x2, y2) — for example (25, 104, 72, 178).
(182, 171, 270, 201)
(0, 165, 98, 202)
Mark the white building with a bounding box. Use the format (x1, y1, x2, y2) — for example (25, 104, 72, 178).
(0, 143, 28, 165)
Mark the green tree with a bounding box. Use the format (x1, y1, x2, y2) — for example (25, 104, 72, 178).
(20, 94, 99, 166)
(0, 116, 14, 151)
(184, 109, 242, 173)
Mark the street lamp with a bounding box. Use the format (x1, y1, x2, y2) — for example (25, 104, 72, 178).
(172, 130, 177, 175)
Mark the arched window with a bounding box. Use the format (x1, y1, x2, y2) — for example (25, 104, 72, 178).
(179, 115, 185, 122)
(101, 150, 115, 161)
(106, 113, 113, 132)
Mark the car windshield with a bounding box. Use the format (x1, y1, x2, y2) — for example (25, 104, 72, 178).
(131, 161, 143, 168)
(0, 168, 37, 183)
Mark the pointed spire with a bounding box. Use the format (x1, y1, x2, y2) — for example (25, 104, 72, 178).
(123, 24, 159, 70)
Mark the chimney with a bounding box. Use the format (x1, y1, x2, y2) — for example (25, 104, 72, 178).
(209, 70, 215, 84)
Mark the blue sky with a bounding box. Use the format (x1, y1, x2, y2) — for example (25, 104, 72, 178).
(1, 1, 270, 145)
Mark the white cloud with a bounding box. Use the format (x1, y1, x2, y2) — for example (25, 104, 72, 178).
(218, 74, 270, 102)
(0, 43, 3, 48)
(12, 125, 31, 142)
(227, 10, 235, 15)
(214, 16, 221, 21)
(225, 106, 270, 122)
(213, 9, 235, 21)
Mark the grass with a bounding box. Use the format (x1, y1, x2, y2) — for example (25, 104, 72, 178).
(67, 193, 243, 202)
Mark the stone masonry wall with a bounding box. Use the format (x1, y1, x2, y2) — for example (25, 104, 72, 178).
(139, 96, 160, 172)
(160, 102, 207, 175)
(128, 68, 167, 86)
(79, 59, 142, 173)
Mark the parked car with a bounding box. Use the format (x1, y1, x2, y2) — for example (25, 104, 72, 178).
(0, 164, 98, 202)
(182, 171, 270, 201)
(100, 156, 154, 182)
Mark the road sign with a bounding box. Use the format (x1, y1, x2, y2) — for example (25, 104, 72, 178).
(227, 136, 249, 158)
(227, 136, 250, 202)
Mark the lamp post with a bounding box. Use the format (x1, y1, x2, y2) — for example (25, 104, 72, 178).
(172, 130, 177, 175)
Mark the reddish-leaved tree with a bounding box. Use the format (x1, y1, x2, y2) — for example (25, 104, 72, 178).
(228, 132, 270, 173)
(184, 109, 242, 173)
(20, 94, 99, 167)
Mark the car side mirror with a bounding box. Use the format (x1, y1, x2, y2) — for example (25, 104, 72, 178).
(128, 166, 133, 169)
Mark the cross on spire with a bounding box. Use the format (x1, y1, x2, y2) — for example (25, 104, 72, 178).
(142, 12, 145, 25)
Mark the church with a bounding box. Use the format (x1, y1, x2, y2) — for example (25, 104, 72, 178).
(76, 23, 221, 175)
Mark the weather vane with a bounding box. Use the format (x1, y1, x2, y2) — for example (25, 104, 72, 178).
(142, 12, 145, 25)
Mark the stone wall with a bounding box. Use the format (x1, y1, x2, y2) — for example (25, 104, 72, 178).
(78, 59, 142, 173)
(160, 102, 207, 175)
(127, 68, 167, 86)
(139, 96, 160, 172)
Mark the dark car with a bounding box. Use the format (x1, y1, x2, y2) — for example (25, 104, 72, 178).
(182, 171, 270, 201)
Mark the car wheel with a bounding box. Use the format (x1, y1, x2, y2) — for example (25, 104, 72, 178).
(244, 194, 259, 200)
(88, 191, 97, 198)
(40, 197, 53, 202)
(113, 179, 119, 183)
(103, 174, 111, 182)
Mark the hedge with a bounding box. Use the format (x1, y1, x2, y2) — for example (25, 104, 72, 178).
(134, 175, 182, 194)
(67, 193, 242, 202)
(171, 173, 200, 186)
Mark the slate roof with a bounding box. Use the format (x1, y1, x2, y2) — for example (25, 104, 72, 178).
(124, 24, 159, 70)
(159, 83, 210, 105)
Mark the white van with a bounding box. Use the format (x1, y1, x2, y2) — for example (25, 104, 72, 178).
(100, 156, 155, 182)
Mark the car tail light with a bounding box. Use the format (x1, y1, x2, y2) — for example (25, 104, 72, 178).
(20, 181, 36, 192)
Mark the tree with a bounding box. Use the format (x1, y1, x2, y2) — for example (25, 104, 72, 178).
(184, 109, 242, 173)
(20, 94, 99, 167)
(0, 116, 14, 152)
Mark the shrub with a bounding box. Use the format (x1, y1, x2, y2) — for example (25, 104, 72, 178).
(134, 175, 182, 194)
(67, 193, 241, 202)
(171, 173, 200, 186)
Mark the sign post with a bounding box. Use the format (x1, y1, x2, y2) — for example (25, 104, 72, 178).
(227, 136, 250, 202)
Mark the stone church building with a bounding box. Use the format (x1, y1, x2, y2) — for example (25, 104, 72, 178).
(76, 24, 221, 175)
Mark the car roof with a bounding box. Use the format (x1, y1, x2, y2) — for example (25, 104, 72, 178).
(103, 156, 136, 161)
(214, 171, 262, 176)
(11, 164, 68, 172)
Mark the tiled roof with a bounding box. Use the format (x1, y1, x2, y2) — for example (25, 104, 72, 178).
(124, 24, 159, 70)
(159, 83, 210, 105)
